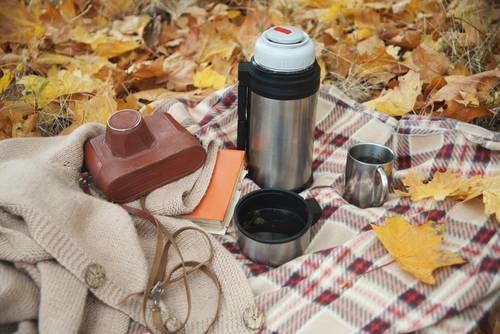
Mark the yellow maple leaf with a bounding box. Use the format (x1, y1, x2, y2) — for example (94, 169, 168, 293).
(481, 175, 500, 221)
(18, 67, 104, 107)
(396, 171, 482, 201)
(364, 70, 422, 116)
(454, 175, 483, 200)
(0, 69, 13, 94)
(399, 171, 483, 201)
(193, 67, 226, 90)
(372, 216, 466, 284)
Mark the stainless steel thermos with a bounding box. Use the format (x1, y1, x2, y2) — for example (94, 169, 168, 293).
(237, 26, 320, 191)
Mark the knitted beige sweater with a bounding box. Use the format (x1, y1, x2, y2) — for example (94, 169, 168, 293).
(0, 123, 255, 334)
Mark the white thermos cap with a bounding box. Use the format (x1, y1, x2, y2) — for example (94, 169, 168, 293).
(253, 26, 315, 73)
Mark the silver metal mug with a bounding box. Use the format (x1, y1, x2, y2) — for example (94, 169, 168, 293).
(234, 189, 322, 266)
(344, 143, 394, 208)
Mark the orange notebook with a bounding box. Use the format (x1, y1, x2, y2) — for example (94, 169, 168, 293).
(184, 149, 246, 234)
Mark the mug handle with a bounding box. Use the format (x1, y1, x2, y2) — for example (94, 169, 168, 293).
(375, 166, 389, 206)
(305, 198, 323, 224)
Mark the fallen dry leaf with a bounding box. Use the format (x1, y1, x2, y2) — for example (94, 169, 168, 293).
(410, 44, 452, 82)
(449, 0, 491, 48)
(386, 45, 401, 60)
(0, 101, 40, 138)
(69, 26, 141, 58)
(372, 216, 466, 285)
(396, 170, 482, 201)
(454, 175, 485, 201)
(356, 35, 385, 56)
(396, 170, 500, 221)
(35, 52, 74, 66)
(388, 29, 421, 49)
(117, 94, 140, 111)
(423, 76, 447, 98)
(456, 91, 480, 107)
(112, 15, 151, 36)
(0, 113, 11, 139)
(19, 67, 104, 107)
(364, 70, 422, 116)
(193, 67, 225, 90)
(354, 28, 375, 41)
(199, 36, 238, 63)
(430, 69, 500, 103)
(234, 10, 262, 59)
(481, 175, 500, 222)
(132, 88, 170, 102)
(127, 58, 166, 78)
(354, 8, 381, 30)
(94, 0, 138, 18)
(35, 53, 115, 77)
(436, 100, 491, 123)
(65, 85, 117, 132)
(0, 69, 12, 94)
(163, 54, 196, 91)
(58, 0, 76, 22)
(357, 53, 406, 84)
(0, 0, 45, 44)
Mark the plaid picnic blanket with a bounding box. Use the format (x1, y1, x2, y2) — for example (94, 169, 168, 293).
(153, 85, 500, 333)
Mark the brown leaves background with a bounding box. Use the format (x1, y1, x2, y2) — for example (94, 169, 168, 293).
(0, 0, 499, 139)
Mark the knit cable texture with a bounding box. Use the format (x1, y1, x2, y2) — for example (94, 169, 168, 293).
(0, 109, 255, 333)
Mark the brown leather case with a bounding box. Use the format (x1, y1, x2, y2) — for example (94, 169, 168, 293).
(84, 109, 206, 203)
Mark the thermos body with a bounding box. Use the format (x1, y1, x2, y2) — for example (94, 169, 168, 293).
(237, 26, 320, 191)
(248, 91, 317, 190)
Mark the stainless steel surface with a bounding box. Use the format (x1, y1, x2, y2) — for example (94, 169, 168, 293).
(236, 228, 311, 267)
(344, 143, 394, 208)
(248, 91, 317, 190)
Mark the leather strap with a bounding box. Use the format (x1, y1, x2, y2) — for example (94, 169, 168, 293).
(80, 173, 221, 333)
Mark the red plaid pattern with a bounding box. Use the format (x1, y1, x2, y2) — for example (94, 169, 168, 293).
(363, 318, 391, 334)
(472, 227, 496, 244)
(131, 85, 500, 333)
(284, 271, 306, 288)
(400, 288, 426, 308)
(347, 258, 373, 275)
(314, 289, 340, 305)
(479, 257, 499, 274)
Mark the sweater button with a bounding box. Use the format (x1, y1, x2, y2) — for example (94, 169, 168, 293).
(165, 316, 184, 333)
(243, 305, 264, 331)
(84, 263, 106, 289)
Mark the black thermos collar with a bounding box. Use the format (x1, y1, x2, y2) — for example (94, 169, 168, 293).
(246, 61, 320, 100)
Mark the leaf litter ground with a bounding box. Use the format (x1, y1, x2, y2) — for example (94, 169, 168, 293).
(0, 0, 499, 138)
